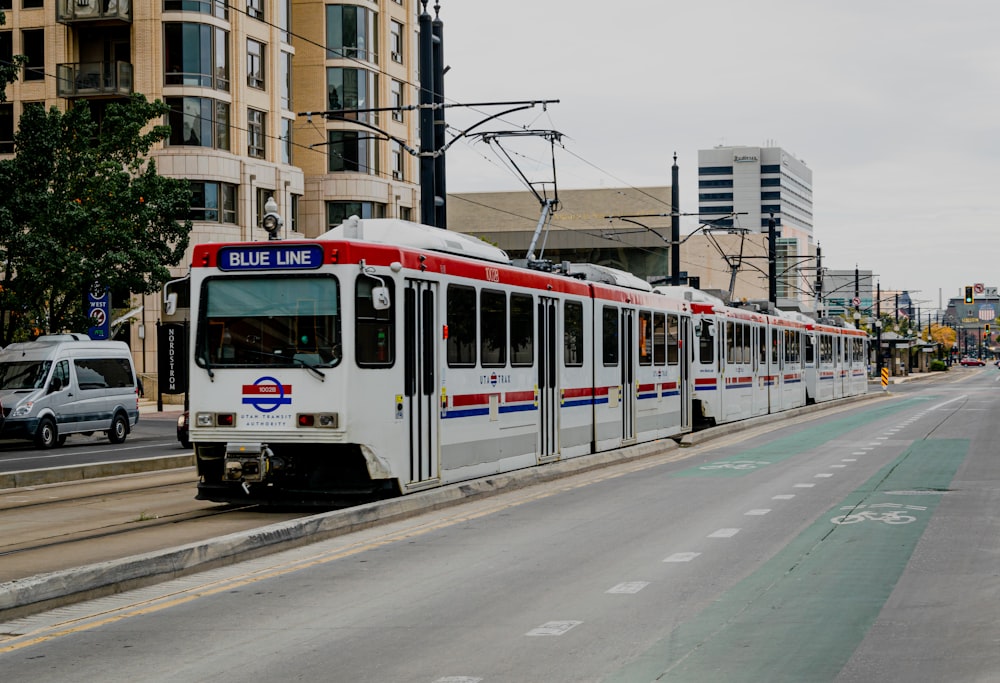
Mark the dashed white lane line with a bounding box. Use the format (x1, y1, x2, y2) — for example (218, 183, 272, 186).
(794, 483, 816, 488)
(607, 582, 650, 594)
(664, 552, 701, 563)
(831, 464, 847, 468)
(434, 678, 483, 683)
(772, 494, 796, 500)
(842, 458, 857, 462)
(526, 621, 582, 636)
(815, 473, 834, 478)
(708, 528, 741, 538)
(744, 509, 771, 516)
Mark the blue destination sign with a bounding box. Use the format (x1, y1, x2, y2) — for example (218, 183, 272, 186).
(218, 244, 324, 271)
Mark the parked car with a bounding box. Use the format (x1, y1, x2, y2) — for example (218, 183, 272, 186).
(960, 357, 986, 366)
(177, 411, 191, 449)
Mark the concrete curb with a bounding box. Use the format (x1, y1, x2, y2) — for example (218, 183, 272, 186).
(0, 455, 195, 491)
(0, 437, 678, 620)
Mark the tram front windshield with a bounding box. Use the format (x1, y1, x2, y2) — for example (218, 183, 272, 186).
(197, 276, 341, 368)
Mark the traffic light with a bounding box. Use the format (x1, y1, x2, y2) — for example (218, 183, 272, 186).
(988, 324, 992, 333)
(965, 286, 975, 304)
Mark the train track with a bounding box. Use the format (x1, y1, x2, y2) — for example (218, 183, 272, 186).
(0, 470, 309, 584)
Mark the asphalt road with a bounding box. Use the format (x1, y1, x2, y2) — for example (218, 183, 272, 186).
(0, 410, 184, 473)
(1, 370, 998, 681)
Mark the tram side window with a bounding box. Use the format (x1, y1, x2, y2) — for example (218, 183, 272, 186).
(726, 321, 735, 364)
(510, 293, 533, 366)
(698, 320, 714, 364)
(602, 306, 618, 366)
(654, 313, 666, 366)
(784, 329, 800, 366)
(638, 310, 652, 366)
(480, 289, 506, 367)
(447, 284, 476, 367)
(820, 335, 833, 363)
(356, 277, 395, 367)
(667, 314, 679, 365)
(759, 326, 767, 364)
(564, 300, 584, 367)
(805, 334, 815, 364)
(741, 323, 751, 363)
(771, 328, 780, 365)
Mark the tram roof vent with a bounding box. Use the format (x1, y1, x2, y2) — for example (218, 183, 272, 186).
(566, 263, 653, 292)
(653, 286, 726, 307)
(318, 218, 510, 265)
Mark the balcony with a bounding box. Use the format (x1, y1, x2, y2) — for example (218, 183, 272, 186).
(56, 61, 133, 98)
(57, 0, 132, 24)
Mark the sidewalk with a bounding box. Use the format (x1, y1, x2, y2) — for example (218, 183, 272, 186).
(138, 399, 185, 417)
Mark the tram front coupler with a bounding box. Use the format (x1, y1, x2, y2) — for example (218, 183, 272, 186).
(223, 442, 283, 488)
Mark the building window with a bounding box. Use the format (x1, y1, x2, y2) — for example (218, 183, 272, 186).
(278, 0, 291, 42)
(0, 103, 13, 153)
(166, 97, 230, 150)
(247, 39, 265, 89)
(246, 0, 263, 20)
(391, 140, 403, 180)
(290, 194, 300, 232)
(326, 5, 378, 63)
(256, 187, 274, 228)
(164, 23, 229, 91)
(22, 0, 43, 8)
(327, 130, 378, 175)
(327, 67, 378, 122)
(698, 166, 733, 175)
(189, 181, 238, 224)
(391, 78, 404, 122)
(326, 201, 384, 229)
(0, 1, 11, 8)
(0, 31, 11, 75)
(399, 206, 412, 221)
(281, 117, 293, 165)
(390, 20, 403, 63)
(247, 108, 266, 159)
(163, 0, 228, 18)
(22, 29, 44, 82)
(761, 164, 781, 173)
(280, 51, 292, 110)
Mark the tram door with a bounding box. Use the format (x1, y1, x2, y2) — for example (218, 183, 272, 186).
(404, 280, 440, 489)
(537, 297, 559, 462)
(680, 315, 692, 431)
(621, 307, 637, 444)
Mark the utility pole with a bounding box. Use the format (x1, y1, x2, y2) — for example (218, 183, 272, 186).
(815, 244, 823, 316)
(876, 281, 882, 374)
(418, 1, 436, 226)
(854, 266, 860, 325)
(768, 213, 777, 308)
(671, 153, 680, 286)
(432, 5, 447, 229)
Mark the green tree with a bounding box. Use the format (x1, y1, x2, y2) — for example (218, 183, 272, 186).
(0, 95, 192, 344)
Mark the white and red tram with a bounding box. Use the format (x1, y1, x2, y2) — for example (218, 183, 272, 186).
(184, 217, 866, 503)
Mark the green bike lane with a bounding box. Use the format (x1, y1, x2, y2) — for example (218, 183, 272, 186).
(607, 398, 968, 683)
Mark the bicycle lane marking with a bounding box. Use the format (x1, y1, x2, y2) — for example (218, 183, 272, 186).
(675, 398, 926, 478)
(604, 438, 968, 683)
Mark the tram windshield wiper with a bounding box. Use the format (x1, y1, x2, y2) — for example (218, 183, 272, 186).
(243, 349, 326, 381)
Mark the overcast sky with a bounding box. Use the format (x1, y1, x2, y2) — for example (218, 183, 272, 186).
(434, 1, 999, 311)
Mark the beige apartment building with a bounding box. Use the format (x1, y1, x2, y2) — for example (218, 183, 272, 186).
(0, 0, 421, 385)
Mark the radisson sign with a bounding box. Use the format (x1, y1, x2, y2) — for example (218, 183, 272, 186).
(734, 153, 759, 163)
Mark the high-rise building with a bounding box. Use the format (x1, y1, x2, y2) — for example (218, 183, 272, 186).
(0, 0, 421, 384)
(697, 145, 815, 311)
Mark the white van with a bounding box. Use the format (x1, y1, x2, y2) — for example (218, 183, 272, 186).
(0, 334, 139, 448)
